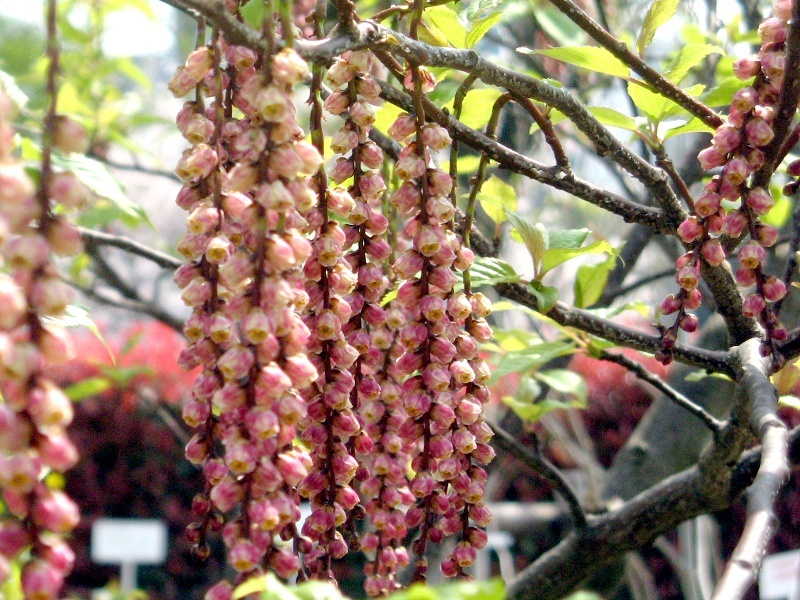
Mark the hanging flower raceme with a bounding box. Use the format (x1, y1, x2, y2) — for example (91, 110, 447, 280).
(386, 65, 494, 581)
(173, 26, 322, 597)
(658, 0, 791, 365)
(0, 88, 84, 600)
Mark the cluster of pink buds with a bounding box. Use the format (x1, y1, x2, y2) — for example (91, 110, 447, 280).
(173, 30, 324, 598)
(658, 0, 791, 365)
(296, 49, 392, 579)
(386, 66, 495, 581)
(0, 91, 84, 599)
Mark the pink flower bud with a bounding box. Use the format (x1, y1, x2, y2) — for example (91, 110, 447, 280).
(698, 146, 726, 171)
(701, 239, 726, 266)
(32, 490, 79, 533)
(736, 266, 757, 287)
(722, 209, 748, 237)
(676, 264, 700, 290)
(210, 477, 243, 513)
(755, 223, 779, 247)
(388, 113, 417, 142)
(21, 559, 64, 600)
(762, 276, 787, 302)
(733, 55, 761, 79)
(758, 17, 787, 43)
(421, 124, 451, 150)
(724, 155, 750, 185)
(742, 293, 766, 317)
(677, 217, 704, 243)
(349, 100, 376, 127)
(745, 187, 774, 215)
(324, 90, 349, 115)
(731, 87, 758, 113)
(738, 240, 766, 268)
(745, 117, 774, 147)
(711, 125, 742, 154)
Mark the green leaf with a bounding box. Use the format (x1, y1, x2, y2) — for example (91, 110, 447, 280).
(534, 7, 584, 46)
(102, 365, 152, 385)
(541, 239, 616, 276)
(50, 152, 151, 228)
(535, 369, 588, 405)
(699, 76, 743, 107)
(240, 0, 268, 30)
(574, 253, 617, 308)
(506, 211, 547, 276)
(662, 44, 723, 84)
(466, 11, 502, 47)
(63, 377, 113, 401)
(627, 82, 703, 122)
(587, 106, 638, 132)
(662, 116, 715, 139)
(468, 257, 521, 287)
(445, 88, 504, 130)
(636, 0, 680, 56)
(425, 5, 467, 48)
(491, 341, 576, 379)
(462, 0, 506, 48)
(503, 394, 574, 423)
(292, 580, 347, 600)
(519, 46, 629, 78)
(477, 175, 517, 224)
(529, 280, 559, 313)
(547, 228, 590, 250)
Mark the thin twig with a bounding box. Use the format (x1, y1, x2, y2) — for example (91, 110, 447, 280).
(487, 419, 587, 529)
(80, 228, 183, 270)
(72, 282, 185, 332)
(597, 350, 724, 434)
(541, 0, 723, 129)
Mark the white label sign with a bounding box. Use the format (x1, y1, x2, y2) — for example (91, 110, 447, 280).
(760, 549, 800, 600)
(91, 519, 168, 565)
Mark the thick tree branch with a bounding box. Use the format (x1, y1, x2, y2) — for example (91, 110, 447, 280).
(712, 340, 789, 599)
(507, 423, 800, 600)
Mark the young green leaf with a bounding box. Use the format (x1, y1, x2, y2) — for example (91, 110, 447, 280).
(541, 239, 615, 276)
(587, 106, 638, 132)
(461, 0, 506, 48)
(491, 341, 576, 379)
(467, 257, 521, 288)
(506, 211, 547, 276)
(466, 11, 502, 48)
(444, 88, 504, 130)
(535, 368, 588, 405)
(530, 280, 559, 313)
(662, 117, 715, 139)
(547, 228, 590, 250)
(662, 44, 723, 84)
(636, 0, 680, 56)
(477, 175, 517, 224)
(240, 0, 267, 29)
(63, 377, 113, 401)
(574, 253, 618, 308)
(519, 46, 629, 79)
(424, 5, 468, 48)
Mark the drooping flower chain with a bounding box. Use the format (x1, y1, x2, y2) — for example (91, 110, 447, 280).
(659, 0, 791, 365)
(388, 65, 495, 581)
(172, 30, 324, 598)
(0, 88, 85, 598)
(325, 49, 417, 593)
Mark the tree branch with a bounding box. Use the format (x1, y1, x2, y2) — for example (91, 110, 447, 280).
(495, 281, 733, 375)
(712, 339, 789, 599)
(597, 350, 724, 434)
(80, 228, 184, 270)
(488, 420, 587, 529)
(541, 0, 724, 129)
